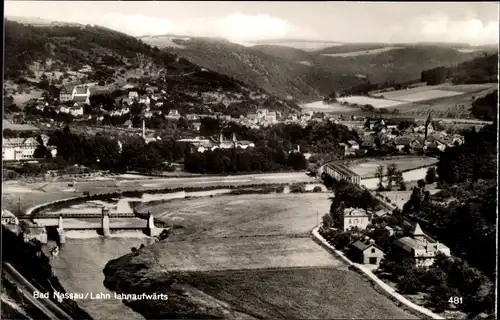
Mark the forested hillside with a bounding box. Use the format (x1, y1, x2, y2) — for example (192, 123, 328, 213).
(143, 34, 492, 102)
(421, 53, 498, 85)
(4, 20, 300, 114)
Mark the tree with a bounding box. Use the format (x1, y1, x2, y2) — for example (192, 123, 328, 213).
(321, 213, 335, 232)
(364, 118, 371, 129)
(393, 170, 405, 190)
(398, 272, 423, 294)
(375, 165, 385, 191)
(359, 189, 376, 211)
(386, 163, 398, 191)
(287, 152, 307, 170)
(33, 145, 48, 159)
(425, 167, 437, 184)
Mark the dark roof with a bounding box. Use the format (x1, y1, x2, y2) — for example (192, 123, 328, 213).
(74, 86, 88, 95)
(73, 95, 88, 103)
(59, 87, 71, 94)
(351, 238, 384, 252)
(395, 137, 411, 146)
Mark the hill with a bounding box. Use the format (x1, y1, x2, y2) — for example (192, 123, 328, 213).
(140, 35, 494, 102)
(139, 35, 366, 102)
(4, 19, 300, 115)
(421, 53, 498, 85)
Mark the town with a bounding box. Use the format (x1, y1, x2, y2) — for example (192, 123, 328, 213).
(2, 3, 498, 320)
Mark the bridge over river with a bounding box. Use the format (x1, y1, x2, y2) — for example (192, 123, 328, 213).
(19, 207, 164, 243)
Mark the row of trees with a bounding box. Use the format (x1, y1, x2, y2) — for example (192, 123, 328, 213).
(30, 126, 189, 173)
(375, 163, 406, 191)
(184, 147, 307, 174)
(436, 123, 496, 184)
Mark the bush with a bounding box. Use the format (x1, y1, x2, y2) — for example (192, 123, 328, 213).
(313, 186, 323, 193)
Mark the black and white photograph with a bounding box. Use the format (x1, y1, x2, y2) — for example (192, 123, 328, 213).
(1, 1, 498, 319)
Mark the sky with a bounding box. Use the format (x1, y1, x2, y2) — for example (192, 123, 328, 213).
(5, 1, 500, 45)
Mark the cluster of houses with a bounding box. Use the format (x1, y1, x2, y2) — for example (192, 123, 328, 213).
(177, 132, 255, 153)
(330, 118, 465, 157)
(325, 206, 451, 268)
(2, 134, 56, 161)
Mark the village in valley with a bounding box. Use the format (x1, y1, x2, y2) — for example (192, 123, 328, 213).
(2, 3, 498, 320)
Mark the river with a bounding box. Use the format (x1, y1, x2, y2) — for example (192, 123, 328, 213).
(360, 167, 429, 189)
(46, 234, 153, 320)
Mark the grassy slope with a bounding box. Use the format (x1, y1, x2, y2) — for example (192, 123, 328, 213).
(176, 267, 416, 319)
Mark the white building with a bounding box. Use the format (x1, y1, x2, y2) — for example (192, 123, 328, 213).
(72, 86, 91, 105)
(1, 210, 19, 225)
(341, 208, 371, 231)
(393, 222, 451, 267)
(256, 108, 269, 119)
(129, 91, 139, 99)
(2, 137, 40, 161)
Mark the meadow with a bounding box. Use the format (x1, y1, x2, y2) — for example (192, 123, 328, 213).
(336, 96, 404, 109)
(348, 156, 438, 178)
(321, 46, 404, 57)
(176, 267, 417, 319)
(371, 83, 497, 118)
(301, 100, 360, 113)
(145, 193, 331, 238)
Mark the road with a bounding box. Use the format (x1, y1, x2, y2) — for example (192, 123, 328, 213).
(2, 262, 73, 320)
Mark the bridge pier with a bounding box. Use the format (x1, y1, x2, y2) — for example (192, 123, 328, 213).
(147, 212, 161, 237)
(101, 208, 111, 237)
(57, 215, 66, 244)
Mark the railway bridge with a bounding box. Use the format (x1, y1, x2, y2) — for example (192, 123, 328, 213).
(318, 162, 361, 185)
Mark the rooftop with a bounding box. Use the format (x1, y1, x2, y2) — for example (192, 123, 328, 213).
(351, 237, 383, 252)
(74, 86, 89, 95)
(344, 207, 369, 217)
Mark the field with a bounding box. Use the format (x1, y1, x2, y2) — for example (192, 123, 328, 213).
(144, 193, 331, 238)
(370, 83, 497, 118)
(348, 156, 438, 178)
(382, 89, 463, 102)
(321, 46, 403, 57)
(176, 267, 416, 319)
(336, 96, 404, 109)
(301, 100, 360, 113)
(114, 192, 415, 319)
(2, 119, 39, 131)
(147, 237, 342, 272)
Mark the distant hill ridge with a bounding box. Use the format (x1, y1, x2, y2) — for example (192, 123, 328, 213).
(142, 34, 496, 101)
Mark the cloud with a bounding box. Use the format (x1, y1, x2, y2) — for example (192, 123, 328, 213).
(397, 13, 499, 45)
(65, 12, 316, 44)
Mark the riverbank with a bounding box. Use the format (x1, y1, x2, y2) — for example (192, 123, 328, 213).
(1, 226, 93, 320)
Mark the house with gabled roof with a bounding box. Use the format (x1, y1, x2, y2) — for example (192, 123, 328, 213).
(349, 236, 385, 265)
(393, 222, 450, 267)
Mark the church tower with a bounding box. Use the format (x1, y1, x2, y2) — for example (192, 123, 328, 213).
(424, 112, 432, 142)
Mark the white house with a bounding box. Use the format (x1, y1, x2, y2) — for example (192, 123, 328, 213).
(1, 210, 19, 225)
(341, 208, 371, 231)
(72, 86, 91, 105)
(393, 222, 451, 267)
(129, 91, 139, 99)
(139, 96, 151, 105)
(2, 137, 40, 161)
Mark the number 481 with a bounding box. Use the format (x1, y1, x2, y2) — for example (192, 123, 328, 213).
(449, 297, 463, 304)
